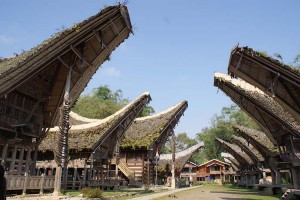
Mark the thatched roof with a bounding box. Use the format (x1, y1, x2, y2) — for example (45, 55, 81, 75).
(233, 125, 278, 158)
(39, 92, 151, 157)
(158, 142, 204, 171)
(223, 157, 239, 172)
(228, 46, 300, 122)
(214, 72, 300, 144)
(231, 135, 264, 162)
(0, 5, 132, 129)
(215, 137, 253, 165)
(121, 101, 188, 153)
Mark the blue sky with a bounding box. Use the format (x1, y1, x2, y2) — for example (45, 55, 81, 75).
(1, 1, 300, 138)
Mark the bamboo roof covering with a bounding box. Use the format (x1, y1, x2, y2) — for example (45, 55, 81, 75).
(215, 137, 253, 165)
(39, 92, 151, 159)
(231, 135, 264, 163)
(0, 5, 132, 130)
(121, 101, 188, 158)
(233, 125, 279, 158)
(228, 46, 300, 122)
(214, 72, 300, 145)
(158, 142, 204, 171)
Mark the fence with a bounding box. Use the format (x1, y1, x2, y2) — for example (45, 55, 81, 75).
(6, 174, 55, 194)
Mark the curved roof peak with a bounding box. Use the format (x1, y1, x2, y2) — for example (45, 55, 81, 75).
(160, 142, 204, 160)
(135, 100, 187, 121)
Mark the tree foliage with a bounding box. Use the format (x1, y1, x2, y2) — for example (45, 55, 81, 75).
(196, 104, 259, 162)
(72, 85, 129, 119)
(162, 132, 197, 154)
(72, 85, 155, 120)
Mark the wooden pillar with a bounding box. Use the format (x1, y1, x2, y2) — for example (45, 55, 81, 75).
(10, 145, 18, 172)
(271, 170, 276, 186)
(82, 160, 87, 188)
(17, 146, 25, 175)
(115, 158, 119, 179)
(1, 143, 8, 165)
(171, 131, 176, 189)
(53, 167, 62, 196)
(24, 147, 31, 174)
(291, 167, 300, 189)
(30, 145, 38, 175)
(101, 162, 104, 185)
(72, 167, 77, 190)
(275, 170, 281, 185)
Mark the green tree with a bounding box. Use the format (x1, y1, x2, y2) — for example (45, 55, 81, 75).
(196, 104, 259, 162)
(72, 85, 128, 119)
(162, 132, 197, 154)
(138, 105, 155, 117)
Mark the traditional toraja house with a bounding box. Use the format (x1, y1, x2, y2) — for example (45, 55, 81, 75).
(37, 92, 151, 189)
(221, 153, 240, 182)
(231, 135, 264, 163)
(0, 4, 133, 193)
(214, 72, 300, 193)
(227, 46, 300, 198)
(195, 159, 231, 184)
(233, 125, 282, 186)
(214, 138, 260, 187)
(113, 101, 188, 186)
(158, 142, 204, 183)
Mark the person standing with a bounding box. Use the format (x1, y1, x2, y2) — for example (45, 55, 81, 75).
(0, 164, 6, 200)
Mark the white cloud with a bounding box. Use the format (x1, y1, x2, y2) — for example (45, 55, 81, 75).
(104, 67, 120, 77)
(0, 34, 16, 44)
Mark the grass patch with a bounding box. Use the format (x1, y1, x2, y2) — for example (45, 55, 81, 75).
(152, 185, 282, 200)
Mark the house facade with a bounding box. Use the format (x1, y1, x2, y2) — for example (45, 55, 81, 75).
(196, 159, 229, 184)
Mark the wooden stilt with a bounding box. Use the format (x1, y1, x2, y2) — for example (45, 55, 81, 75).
(17, 146, 25, 175)
(171, 131, 176, 189)
(72, 167, 77, 190)
(24, 147, 31, 174)
(1, 143, 8, 165)
(10, 145, 18, 172)
(53, 166, 62, 196)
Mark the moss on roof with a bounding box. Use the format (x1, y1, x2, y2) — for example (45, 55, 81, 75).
(215, 72, 300, 134)
(39, 92, 150, 151)
(231, 135, 264, 162)
(233, 46, 300, 76)
(0, 6, 124, 76)
(121, 101, 187, 149)
(215, 137, 253, 165)
(233, 125, 278, 154)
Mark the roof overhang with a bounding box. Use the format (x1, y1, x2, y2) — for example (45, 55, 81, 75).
(0, 5, 133, 130)
(214, 73, 300, 145)
(228, 46, 300, 122)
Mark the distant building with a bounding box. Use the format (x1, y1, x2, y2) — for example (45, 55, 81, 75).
(180, 161, 198, 182)
(196, 159, 230, 184)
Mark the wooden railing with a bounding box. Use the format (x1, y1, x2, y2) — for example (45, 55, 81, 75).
(6, 174, 55, 194)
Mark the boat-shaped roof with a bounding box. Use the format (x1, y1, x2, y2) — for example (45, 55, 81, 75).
(121, 100, 188, 158)
(158, 142, 204, 171)
(214, 72, 300, 145)
(0, 5, 132, 129)
(215, 137, 253, 165)
(39, 92, 151, 159)
(228, 46, 300, 122)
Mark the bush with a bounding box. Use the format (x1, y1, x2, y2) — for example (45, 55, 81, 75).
(203, 181, 218, 186)
(80, 187, 102, 198)
(191, 181, 203, 186)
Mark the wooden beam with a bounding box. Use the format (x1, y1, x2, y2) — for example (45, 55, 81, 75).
(70, 45, 92, 67)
